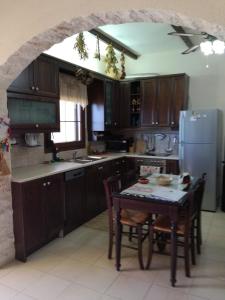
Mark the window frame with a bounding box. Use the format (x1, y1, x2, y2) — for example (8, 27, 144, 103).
(44, 106, 86, 153)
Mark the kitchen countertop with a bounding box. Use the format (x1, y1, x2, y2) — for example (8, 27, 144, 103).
(12, 153, 179, 183)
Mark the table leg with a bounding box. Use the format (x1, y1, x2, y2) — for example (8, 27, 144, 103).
(170, 220, 177, 287)
(115, 207, 122, 271)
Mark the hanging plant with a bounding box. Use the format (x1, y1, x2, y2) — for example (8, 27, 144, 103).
(94, 35, 101, 61)
(120, 50, 126, 80)
(104, 44, 119, 79)
(73, 33, 88, 60)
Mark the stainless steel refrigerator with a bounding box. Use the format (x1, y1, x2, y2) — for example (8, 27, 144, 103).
(179, 109, 222, 211)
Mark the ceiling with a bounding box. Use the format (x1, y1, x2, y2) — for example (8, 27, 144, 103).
(99, 23, 202, 56)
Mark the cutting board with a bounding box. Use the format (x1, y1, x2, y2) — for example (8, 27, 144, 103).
(135, 139, 145, 154)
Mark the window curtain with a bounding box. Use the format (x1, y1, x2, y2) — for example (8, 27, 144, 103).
(59, 73, 88, 108)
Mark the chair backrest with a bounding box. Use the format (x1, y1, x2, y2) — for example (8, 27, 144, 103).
(103, 175, 122, 209)
(191, 174, 206, 218)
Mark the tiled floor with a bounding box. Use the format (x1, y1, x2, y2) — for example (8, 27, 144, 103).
(0, 211, 225, 300)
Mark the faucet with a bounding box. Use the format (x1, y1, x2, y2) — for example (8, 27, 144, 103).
(73, 151, 78, 161)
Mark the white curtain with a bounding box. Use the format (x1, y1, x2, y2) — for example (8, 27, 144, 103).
(59, 73, 88, 108)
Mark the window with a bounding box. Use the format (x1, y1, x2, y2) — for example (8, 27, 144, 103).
(45, 73, 86, 152)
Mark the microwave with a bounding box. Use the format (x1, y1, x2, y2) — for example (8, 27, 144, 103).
(106, 139, 129, 153)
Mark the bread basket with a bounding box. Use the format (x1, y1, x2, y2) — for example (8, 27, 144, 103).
(157, 175, 173, 186)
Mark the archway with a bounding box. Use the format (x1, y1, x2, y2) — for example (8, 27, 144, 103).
(1, 7, 225, 266)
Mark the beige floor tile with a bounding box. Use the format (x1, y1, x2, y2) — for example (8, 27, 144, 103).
(26, 251, 66, 273)
(55, 282, 101, 300)
(70, 245, 105, 264)
(23, 274, 71, 300)
(0, 265, 44, 291)
(0, 260, 22, 278)
(99, 295, 120, 300)
(106, 274, 151, 300)
(75, 265, 119, 293)
(144, 284, 208, 300)
(0, 282, 18, 299)
(10, 293, 36, 300)
(189, 277, 225, 300)
(49, 258, 92, 282)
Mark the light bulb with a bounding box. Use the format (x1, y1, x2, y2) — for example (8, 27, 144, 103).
(212, 40, 225, 54)
(200, 41, 213, 56)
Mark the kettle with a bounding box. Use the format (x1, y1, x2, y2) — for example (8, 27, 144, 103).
(25, 133, 39, 147)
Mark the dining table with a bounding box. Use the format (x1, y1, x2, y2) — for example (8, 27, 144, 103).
(112, 173, 197, 287)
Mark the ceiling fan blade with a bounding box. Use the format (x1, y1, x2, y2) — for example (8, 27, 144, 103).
(168, 31, 203, 37)
(182, 45, 200, 54)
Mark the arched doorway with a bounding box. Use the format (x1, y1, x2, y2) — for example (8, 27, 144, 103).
(1, 7, 225, 266)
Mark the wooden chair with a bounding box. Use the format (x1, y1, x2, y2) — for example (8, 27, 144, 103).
(103, 174, 152, 270)
(149, 181, 202, 277)
(191, 174, 206, 255)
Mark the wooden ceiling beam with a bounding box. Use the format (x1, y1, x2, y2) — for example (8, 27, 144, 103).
(89, 28, 139, 60)
(171, 25, 195, 48)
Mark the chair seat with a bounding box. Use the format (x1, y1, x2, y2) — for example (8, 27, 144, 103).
(154, 215, 186, 235)
(114, 209, 149, 226)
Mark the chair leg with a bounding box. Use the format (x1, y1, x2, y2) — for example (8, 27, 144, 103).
(129, 226, 133, 242)
(197, 216, 202, 254)
(145, 223, 154, 270)
(137, 224, 144, 270)
(191, 224, 196, 265)
(108, 229, 113, 259)
(184, 234, 190, 277)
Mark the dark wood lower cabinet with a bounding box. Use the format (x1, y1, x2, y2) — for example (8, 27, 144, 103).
(64, 169, 86, 234)
(12, 174, 64, 262)
(166, 159, 180, 175)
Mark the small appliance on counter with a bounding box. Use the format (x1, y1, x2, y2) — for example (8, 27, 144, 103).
(106, 136, 132, 153)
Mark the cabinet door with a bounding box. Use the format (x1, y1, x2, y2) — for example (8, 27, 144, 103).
(171, 75, 188, 127)
(85, 166, 100, 220)
(141, 79, 157, 127)
(166, 160, 180, 175)
(112, 81, 120, 128)
(44, 174, 64, 241)
(22, 179, 45, 255)
(35, 56, 59, 98)
(119, 81, 130, 128)
(8, 63, 34, 94)
(64, 170, 86, 234)
(157, 77, 173, 126)
(104, 80, 113, 129)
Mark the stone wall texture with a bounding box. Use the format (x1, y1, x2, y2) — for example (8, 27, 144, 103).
(1, 7, 225, 266)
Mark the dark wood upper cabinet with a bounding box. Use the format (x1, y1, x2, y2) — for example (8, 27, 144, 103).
(171, 74, 189, 127)
(8, 54, 59, 98)
(157, 77, 173, 127)
(141, 79, 157, 127)
(119, 81, 130, 128)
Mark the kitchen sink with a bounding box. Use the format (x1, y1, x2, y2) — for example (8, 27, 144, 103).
(67, 156, 108, 164)
(145, 152, 172, 157)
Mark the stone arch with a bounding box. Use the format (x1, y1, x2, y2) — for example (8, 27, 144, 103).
(1, 7, 225, 266)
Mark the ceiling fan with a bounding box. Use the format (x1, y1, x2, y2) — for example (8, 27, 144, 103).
(168, 31, 218, 55)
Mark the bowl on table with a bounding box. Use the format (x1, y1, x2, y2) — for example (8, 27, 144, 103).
(138, 177, 149, 184)
(156, 175, 173, 186)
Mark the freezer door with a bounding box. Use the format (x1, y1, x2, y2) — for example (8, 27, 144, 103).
(181, 143, 217, 211)
(179, 110, 218, 144)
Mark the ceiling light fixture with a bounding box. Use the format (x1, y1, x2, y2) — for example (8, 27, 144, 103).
(200, 40, 225, 55)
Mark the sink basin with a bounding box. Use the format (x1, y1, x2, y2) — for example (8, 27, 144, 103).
(145, 152, 171, 157)
(67, 156, 108, 164)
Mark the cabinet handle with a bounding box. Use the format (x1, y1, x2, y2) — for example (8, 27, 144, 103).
(171, 121, 175, 125)
(35, 124, 39, 128)
(155, 122, 159, 125)
(114, 122, 117, 126)
(122, 160, 126, 163)
(31, 86, 35, 90)
(152, 122, 155, 125)
(116, 170, 120, 174)
(47, 181, 51, 186)
(98, 166, 103, 170)
(137, 159, 143, 162)
(43, 183, 46, 187)
(36, 86, 39, 91)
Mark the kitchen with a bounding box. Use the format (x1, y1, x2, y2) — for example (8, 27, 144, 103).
(1, 21, 225, 299)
